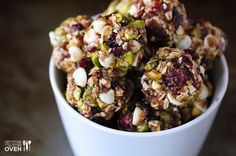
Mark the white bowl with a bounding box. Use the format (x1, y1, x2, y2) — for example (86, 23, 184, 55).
(49, 55, 228, 156)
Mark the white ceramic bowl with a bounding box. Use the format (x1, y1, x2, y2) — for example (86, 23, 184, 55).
(49, 55, 228, 156)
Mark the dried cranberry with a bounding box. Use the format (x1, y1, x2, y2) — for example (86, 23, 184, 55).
(172, 8, 183, 29)
(164, 67, 190, 94)
(60, 53, 70, 61)
(62, 41, 68, 50)
(201, 28, 209, 39)
(119, 113, 133, 129)
(137, 37, 146, 45)
(77, 57, 93, 69)
(182, 56, 193, 68)
(112, 46, 124, 57)
(184, 49, 199, 61)
(85, 45, 97, 53)
(70, 23, 84, 33)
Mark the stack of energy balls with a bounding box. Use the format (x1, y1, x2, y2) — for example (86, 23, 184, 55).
(49, 0, 227, 132)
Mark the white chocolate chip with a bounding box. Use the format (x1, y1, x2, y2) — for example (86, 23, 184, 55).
(132, 107, 145, 126)
(129, 5, 139, 15)
(73, 67, 87, 87)
(130, 40, 141, 53)
(99, 89, 115, 104)
(198, 84, 209, 100)
(175, 35, 192, 50)
(99, 53, 114, 68)
(92, 20, 106, 33)
(193, 100, 207, 112)
(49, 31, 59, 46)
(143, 0, 151, 5)
(84, 29, 98, 43)
(68, 46, 84, 62)
(167, 93, 182, 106)
(204, 34, 217, 50)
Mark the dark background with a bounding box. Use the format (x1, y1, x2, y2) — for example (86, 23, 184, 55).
(0, 0, 235, 155)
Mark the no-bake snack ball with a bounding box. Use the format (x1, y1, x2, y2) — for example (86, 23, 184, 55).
(141, 47, 204, 110)
(66, 67, 133, 120)
(83, 13, 147, 74)
(118, 100, 182, 132)
(174, 20, 227, 66)
(49, 15, 93, 72)
(129, 0, 188, 48)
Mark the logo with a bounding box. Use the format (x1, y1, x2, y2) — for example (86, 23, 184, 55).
(4, 140, 32, 152)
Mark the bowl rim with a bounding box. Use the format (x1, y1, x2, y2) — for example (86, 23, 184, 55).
(49, 55, 228, 137)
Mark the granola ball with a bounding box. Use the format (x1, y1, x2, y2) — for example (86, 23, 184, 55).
(49, 15, 93, 72)
(83, 13, 147, 74)
(141, 47, 204, 110)
(174, 20, 227, 67)
(128, 0, 188, 49)
(118, 100, 182, 132)
(66, 67, 133, 120)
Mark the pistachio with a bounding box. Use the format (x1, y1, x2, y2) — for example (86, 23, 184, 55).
(115, 13, 123, 22)
(137, 122, 150, 132)
(132, 107, 145, 126)
(73, 87, 82, 101)
(91, 51, 101, 67)
(72, 67, 87, 88)
(99, 89, 115, 104)
(128, 20, 145, 28)
(83, 87, 95, 104)
(146, 71, 162, 80)
(151, 81, 161, 90)
(145, 60, 157, 71)
(124, 28, 138, 40)
(124, 51, 134, 65)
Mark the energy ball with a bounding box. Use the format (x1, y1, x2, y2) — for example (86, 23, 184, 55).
(66, 67, 133, 120)
(118, 100, 182, 132)
(49, 15, 93, 72)
(83, 13, 147, 74)
(141, 47, 204, 110)
(128, 0, 189, 48)
(174, 20, 227, 67)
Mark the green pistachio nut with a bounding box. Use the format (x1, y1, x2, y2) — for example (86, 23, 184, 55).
(92, 52, 101, 67)
(124, 51, 134, 65)
(128, 20, 145, 28)
(73, 87, 82, 101)
(137, 122, 150, 132)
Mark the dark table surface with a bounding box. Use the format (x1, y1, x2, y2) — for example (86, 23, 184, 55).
(0, 0, 235, 155)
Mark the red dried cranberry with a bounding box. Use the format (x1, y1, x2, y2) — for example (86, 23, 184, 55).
(164, 67, 190, 94)
(184, 49, 199, 61)
(70, 23, 84, 33)
(137, 37, 146, 45)
(172, 8, 183, 29)
(62, 41, 68, 50)
(201, 28, 209, 39)
(112, 46, 124, 57)
(182, 56, 193, 68)
(60, 53, 70, 61)
(77, 57, 93, 69)
(85, 45, 97, 53)
(119, 113, 133, 129)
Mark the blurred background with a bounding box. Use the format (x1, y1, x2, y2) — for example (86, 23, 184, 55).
(0, 0, 235, 155)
